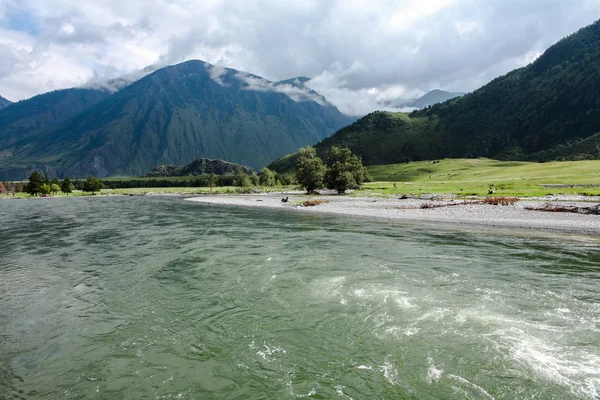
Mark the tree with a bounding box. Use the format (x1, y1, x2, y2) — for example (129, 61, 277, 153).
(278, 173, 296, 186)
(324, 146, 368, 194)
(233, 167, 250, 188)
(61, 176, 73, 195)
(40, 183, 52, 195)
(25, 170, 43, 196)
(259, 168, 276, 186)
(296, 146, 325, 193)
(83, 175, 104, 194)
(43, 171, 50, 185)
(206, 173, 218, 192)
(50, 183, 61, 195)
(0, 182, 4, 194)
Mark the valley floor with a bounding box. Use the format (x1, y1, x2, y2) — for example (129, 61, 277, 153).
(186, 194, 600, 236)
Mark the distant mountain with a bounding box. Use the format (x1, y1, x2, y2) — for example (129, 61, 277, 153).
(385, 90, 465, 110)
(271, 19, 600, 170)
(405, 89, 465, 108)
(145, 158, 254, 177)
(0, 61, 353, 179)
(0, 95, 11, 110)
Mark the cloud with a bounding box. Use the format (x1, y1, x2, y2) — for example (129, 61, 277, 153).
(0, 0, 598, 115)
(232, 71, 328, 105)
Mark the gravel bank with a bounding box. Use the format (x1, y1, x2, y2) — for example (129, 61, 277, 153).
(185, 194, 600, 235)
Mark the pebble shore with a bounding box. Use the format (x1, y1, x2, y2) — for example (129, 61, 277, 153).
(186, 194, 600, 235)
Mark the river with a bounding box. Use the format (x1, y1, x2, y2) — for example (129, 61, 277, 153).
(1, 196, 599, 399)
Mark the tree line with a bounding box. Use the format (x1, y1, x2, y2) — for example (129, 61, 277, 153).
(5, 146, 367, 196)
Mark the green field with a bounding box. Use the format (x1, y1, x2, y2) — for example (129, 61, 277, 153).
(361, 158, 600, 197)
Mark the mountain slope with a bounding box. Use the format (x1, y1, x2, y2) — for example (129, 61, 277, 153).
(272, 19, 600, 170)
(1, 61, 353, 179)
(0, 89, 110, 151)
(0, 95, 11, 110)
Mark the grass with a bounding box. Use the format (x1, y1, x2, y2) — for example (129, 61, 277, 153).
(360, 158, 600, 197)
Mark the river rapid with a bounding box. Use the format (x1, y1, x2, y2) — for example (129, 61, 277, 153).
(1, 196, 599, 399)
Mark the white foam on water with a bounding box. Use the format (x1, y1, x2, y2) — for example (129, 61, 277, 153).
(356, 364, 373, 370)
(447, 374, 495, 400)
(473, 310, 600, 399)
(250, 340, 287, 362)
(334, 384, 354, 399)
(509, 334, 600, 398)
(378, 359, 399, 386)
(426, 357, 444, 384)
(312, 276, 347, 299)
(286, 380, 317, 398)
(394, 296, 416, 309)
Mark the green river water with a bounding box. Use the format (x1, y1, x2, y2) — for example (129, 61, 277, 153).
(0, 196, 599, 399)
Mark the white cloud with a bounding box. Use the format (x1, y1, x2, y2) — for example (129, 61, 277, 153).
(0, 0, 598, 115)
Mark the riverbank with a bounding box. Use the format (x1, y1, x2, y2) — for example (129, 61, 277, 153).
(186, 194, 600, 235)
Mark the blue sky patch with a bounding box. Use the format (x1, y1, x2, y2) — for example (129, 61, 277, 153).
(3, 9, 39, 36)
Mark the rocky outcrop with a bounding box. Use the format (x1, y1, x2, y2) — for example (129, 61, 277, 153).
(145, 158, 254, 177)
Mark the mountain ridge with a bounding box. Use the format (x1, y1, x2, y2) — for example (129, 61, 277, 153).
(0, 95, 11, 110)
(0, 60, 353, 179)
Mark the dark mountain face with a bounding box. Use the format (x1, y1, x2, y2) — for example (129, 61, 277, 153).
(280, 19, 600, 167)
(0, 95, 11, 110)
(0, 61, 353, 179)
(0, 89, 110, 150)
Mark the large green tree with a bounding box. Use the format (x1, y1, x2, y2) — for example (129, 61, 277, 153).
(324, 146, 367, 194)
(296, 146, 325, 194)
(61, 176, 73, 195)
(83, 176, 104, 193)
(25, 170, 43, 196)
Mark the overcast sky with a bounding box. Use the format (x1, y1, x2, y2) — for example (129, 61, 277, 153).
(0, 0, 598, 115)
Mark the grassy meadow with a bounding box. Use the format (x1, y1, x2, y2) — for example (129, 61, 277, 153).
(361, 158, 600, 197)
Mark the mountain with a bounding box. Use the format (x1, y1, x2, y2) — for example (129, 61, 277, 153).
(0, 88, 110, 159)
(383, 89, 465, 110)
(0, 95, 11, 110)
(0, 61, 353, 179)
(271, 19, 600, 171)
(145, 158, 254, 177)
(405, 89, 465, 108)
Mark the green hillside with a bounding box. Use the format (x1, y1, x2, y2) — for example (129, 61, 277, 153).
(271, 19, 600, 171)
(0, 61, 352, 179)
